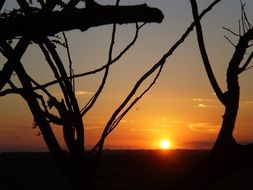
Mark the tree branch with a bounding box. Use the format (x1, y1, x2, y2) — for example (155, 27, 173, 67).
(0, 38, 30, 91)
(62, 32, 74, 91)
(0, 0, 5, 11)
(88, 0, 222, 158)
(238, 50, 253, 74)
(1, 40, 63, 155)
(0, 4, 163, 40)
(223, 26, 240, 37)
(190, 0, 225, 105)
(1, 22, 145, 96)
(64, 0, 81, 10)
(81, 22, 116, 116)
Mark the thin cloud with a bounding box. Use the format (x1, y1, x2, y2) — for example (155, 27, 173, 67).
(192, 98, 205, 101)
(53, 90, 93, 97)
(198, 103, 207, 108)
(75, 90, 94, 96)
(192, 98, 219, 108)
(188, 123, 220, 133)
(167, 120, 185, 124)
(154, 119, 185, 128)
(242, 101, 253, 104)
(120, 120, 135, 123)
(84, 126, 101, 130)
(130, 128, 163, 132)
(192, 98, 216, 102)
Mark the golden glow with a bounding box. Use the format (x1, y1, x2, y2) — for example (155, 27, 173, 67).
(160, 139, 171, 149)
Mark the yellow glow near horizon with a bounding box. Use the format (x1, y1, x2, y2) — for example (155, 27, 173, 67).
(160, 139, 171, 150)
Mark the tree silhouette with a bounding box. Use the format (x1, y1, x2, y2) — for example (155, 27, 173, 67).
(0, 0, 163, 189)
(191, 0, 253, 160)
(0, 0, 224, 189)
(178, 0, 253, 189)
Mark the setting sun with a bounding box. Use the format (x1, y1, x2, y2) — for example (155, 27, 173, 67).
(160, 139, 171, 150)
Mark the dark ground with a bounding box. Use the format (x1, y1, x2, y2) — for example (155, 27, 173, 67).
(0, 149, 210, 190)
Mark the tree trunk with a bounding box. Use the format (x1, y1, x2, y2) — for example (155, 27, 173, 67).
(211, 86, 240, 158)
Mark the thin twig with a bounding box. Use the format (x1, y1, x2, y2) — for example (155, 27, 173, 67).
(29, 75, 55, 99)
(80, 1, 122, 116)
(223, 26, 240, 37)
(241, 1, 252, 30)
(38, 41, 73, 111)
(108, 65, 163, 135)
(81, 22, 116, 116)
(239, 20, 241, 37)
(71, 22, 145, 78)
(238, 50, 253, 74)
(223, 35, 236, 47)
(5, 22, 146, 94)
(244, 65, 253, 72)
(241, 1, 246, 34)
(62, 32, 75, 92)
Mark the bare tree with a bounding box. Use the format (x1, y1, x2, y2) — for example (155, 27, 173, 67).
(0, 0, 163, 189)
(0, 0, 222, 189)
(179, 0, 253, 189)
(191, 0, 253, 159)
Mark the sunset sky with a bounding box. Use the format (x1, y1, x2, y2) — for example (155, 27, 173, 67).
(1, 0, 253, 152)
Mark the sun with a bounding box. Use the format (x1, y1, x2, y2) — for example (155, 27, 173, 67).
(160, 139, 171, 150)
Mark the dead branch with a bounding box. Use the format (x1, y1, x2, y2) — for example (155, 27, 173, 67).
(0, 38, 30, 91)
(0, 4, 163, 40)
(238, 50, 253, 73)
(81, 22, 116, 116)
(0, 0, 5, 11)
(88, 0, 222, 159)
(223, 26, 240, 37)
(62, 32, 75, 92)
(223, 35, 236, 47)
(190, 0, 225, 105)
(0, 22, 145, 97)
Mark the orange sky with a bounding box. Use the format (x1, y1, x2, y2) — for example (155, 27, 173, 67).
(1, 0, 253, 151)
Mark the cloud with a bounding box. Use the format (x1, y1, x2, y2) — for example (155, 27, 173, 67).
(243, 101, 253, 104)
(192, 98, 205, 101)
(167, 120, 185, 124)
(188, 123, 220, 133)
(53, 90, 93, 97)
(192, 98, 216, 102)
(198, 103, 207, 108)
(120, 120, 135, 123)
(159, 117, 184, 124)
(192, 98, 218, 108)
(84, 126, 101, 130)
(154, 119, 185, 128)
(130, 128, 163, 132)
(75, 90, 94, 96)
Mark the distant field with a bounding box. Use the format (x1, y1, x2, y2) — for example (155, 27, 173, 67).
(0, 149, 209, 190)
